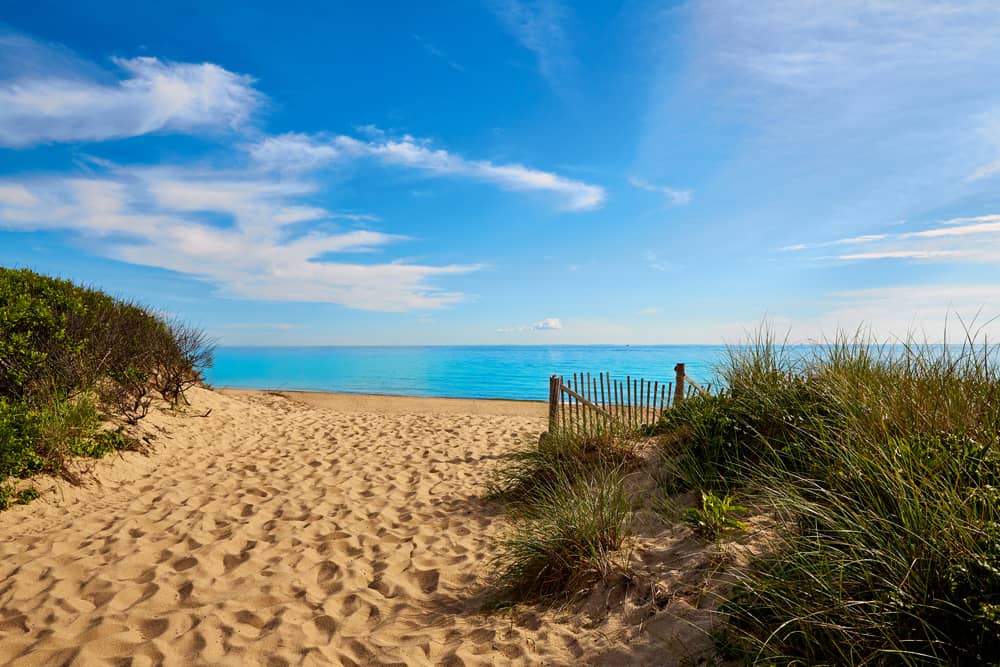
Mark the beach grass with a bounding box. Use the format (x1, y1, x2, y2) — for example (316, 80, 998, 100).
(487, 464, 634, 605)
(486, 425, 639, 516)
(486, 425, 640, 604)
(651, 326, 1000, 663)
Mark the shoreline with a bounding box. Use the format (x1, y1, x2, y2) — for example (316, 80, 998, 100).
(220, 388, 548, 417)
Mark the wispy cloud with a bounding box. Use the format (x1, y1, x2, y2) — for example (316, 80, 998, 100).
(644, 251, 672, 272)
(0, 165, 479, 311)
(629, 176, 692, 206)
(413, 34, 465, 72)
(488, 0, 576, 98)
(779, 234, 887, 252)
(0, 34, 261, 146)
(497, 317, 563, 333)
(784, 214, 1000, 264)
(247, 131, 606, 211)
(672, 1, 1000, 234)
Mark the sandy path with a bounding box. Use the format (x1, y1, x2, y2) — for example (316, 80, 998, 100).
(0, 388, 627, 666)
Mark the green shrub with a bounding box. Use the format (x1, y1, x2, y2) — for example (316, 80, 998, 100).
(0, 397, 44, 478)
(0, 267, 213, 497)
(0, 268, 87, 397)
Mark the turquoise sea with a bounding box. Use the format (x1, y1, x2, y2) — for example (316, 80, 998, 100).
(207, 345, 731, 401)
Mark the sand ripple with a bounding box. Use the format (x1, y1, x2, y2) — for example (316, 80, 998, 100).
(0, 388, 624, 666)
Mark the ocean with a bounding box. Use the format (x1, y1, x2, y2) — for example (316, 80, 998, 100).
(207, 345, 732, 401)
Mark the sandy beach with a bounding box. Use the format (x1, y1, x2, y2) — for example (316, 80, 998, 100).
(0, 388, 688, 666)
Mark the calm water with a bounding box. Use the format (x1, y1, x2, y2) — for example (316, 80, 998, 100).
(208, 345, 731, 401)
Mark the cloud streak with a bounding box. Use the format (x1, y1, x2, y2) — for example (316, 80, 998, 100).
(248, 131, 605, 211)
(783, 214, 1000, 265)
(413, 35, 465, 72)
(629, 176, 692, 206)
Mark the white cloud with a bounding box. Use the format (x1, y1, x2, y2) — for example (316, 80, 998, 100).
(822, 284, 1000, 342)
(532, 317, 562, 330)
(644, 251, 672, 272)
(904, 218, 1000, 239)
(780, 234, 887, 252)
(970, 159, 1000, 181)
(0, 42, 261, 146)
(497, 317, 563, 333)
(692, 1, 1000, 96)
(629, 176, 692, 206)
(0, 168, 479, 311)
(248, 131, 606, 211)
(0, 183, 38, 207)
(639, 307, 659, 316)
(246, 133, 339, 172)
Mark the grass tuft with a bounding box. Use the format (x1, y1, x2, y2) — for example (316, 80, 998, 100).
(487, 465, 633, 605)
(487, 426, 638, 516)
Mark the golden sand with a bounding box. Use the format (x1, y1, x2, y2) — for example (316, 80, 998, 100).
(0, 388, 730, 666)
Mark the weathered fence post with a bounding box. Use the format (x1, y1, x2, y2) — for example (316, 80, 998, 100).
(674, 363, 685, 406)
(548, 375, 560, 432)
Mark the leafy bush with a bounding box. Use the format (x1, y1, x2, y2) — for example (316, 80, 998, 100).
(0, 398, 43, 478)
(0, 267, 212, 502)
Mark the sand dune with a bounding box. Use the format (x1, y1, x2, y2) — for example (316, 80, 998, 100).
(0, 388, 665, 666)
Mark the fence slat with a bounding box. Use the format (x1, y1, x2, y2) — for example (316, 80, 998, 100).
(600, 372, 607, 416)
(560, 376, 567, 431)
(633, 378, 639, 428)
(626, 376, 632, 427)
(615, 379, 622, 424)
(646, 380, 652, 423)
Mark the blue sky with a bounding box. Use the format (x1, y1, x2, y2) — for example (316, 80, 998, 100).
(3, 1, 1000, 345)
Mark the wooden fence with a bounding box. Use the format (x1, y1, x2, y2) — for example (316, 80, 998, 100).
(547, 362, 710, 433)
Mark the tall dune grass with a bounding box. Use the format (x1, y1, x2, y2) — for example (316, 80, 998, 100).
(654, 327, 1000, 663)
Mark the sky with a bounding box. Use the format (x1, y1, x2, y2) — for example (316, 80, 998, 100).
(2, 1, 1000, 345)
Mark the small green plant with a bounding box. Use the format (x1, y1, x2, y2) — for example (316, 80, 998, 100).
(0, 484, 39, 510)
(683, 490, 747, 539)
(69, 427, 135, 458)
